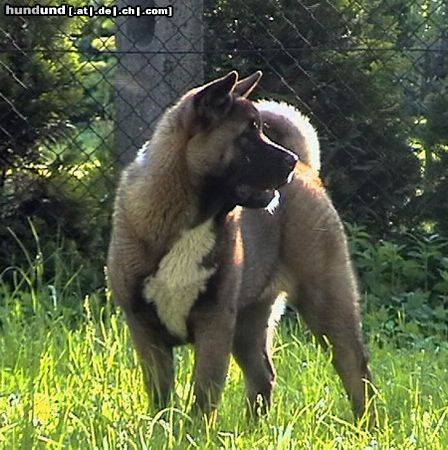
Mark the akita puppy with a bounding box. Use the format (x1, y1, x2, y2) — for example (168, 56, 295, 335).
(107, 71, 374, 422)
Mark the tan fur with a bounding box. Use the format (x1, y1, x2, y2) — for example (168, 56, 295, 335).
(107, 71, 375, 424)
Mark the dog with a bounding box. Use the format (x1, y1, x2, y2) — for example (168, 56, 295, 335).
(107, 71, 374, 421)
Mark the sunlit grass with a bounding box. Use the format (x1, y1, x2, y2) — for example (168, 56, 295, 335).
(1, 283, 447, 449)
(1, 229, 447, 448)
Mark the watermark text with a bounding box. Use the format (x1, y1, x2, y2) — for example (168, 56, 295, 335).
(4, 3, 173, 18)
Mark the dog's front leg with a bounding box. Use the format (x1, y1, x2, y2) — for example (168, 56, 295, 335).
(188, 215, 242, 414)
(126, 308, 175, 410)
(190, 304, 236, 414)
(192, 292, 236, 414)
(232, 300, 276, 417)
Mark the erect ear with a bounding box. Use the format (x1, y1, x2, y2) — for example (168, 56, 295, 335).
(193, 71, 238, 120)
(233, 71, 262, 98)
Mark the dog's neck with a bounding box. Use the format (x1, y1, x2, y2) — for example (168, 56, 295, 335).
(191, 172, 240, 226)
(123, 113, 239, 247)
(121, 146, 197, 249)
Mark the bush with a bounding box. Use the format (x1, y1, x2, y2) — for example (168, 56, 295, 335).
(0, 6, 116, 285)
(347, 223, 448, 343)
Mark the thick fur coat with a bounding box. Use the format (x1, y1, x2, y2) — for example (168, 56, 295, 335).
(107, 71, 374, 422)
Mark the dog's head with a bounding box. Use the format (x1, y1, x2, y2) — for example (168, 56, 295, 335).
(183, 71, 298, 210)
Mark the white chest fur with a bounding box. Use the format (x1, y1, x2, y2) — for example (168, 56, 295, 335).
(143, 219, 217, 339)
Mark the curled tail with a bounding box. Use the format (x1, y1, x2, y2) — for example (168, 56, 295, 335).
(256, 100, 320, 172)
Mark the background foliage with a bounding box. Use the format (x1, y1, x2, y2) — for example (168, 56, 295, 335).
(1, 1, 447, 323)
(205, 0, 448, 234)
(1, 4, 114, 287)
(1, 2, 448, 445)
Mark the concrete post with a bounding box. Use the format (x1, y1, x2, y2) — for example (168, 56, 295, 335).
(115, 0, 204, 167)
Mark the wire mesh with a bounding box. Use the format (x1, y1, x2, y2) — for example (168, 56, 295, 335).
(1, 0, 447, 276)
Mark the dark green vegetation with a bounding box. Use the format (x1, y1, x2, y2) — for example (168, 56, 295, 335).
(1, 2, 115, 288)
(348, 225, 448, 340)
(205, 0, 448, 234)
(1, 1, 447, 447)
(3, 0, 447, 355)
(1, 1, 448, 279)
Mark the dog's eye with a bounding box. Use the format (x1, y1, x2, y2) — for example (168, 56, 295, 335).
(249, 120, 259, 130)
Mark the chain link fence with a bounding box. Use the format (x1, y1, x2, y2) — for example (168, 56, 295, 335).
(1, 0, 447, 283)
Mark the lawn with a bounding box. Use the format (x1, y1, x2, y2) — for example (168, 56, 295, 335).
(0, 287, 447, 449)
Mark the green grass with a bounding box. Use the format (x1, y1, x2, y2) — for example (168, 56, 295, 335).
(1, 285, 447, 450)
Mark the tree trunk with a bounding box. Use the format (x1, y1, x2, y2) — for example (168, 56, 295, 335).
(115, 0, 204, 167)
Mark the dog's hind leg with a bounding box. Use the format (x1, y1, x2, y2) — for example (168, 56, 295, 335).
(232, 301, 276, 416)
(291, 274, 374, 422)
(126, 310, 175, 410)
(279, 191, 375, 424)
